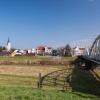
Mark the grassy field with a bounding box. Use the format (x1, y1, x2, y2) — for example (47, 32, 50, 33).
(0, 56, 74, 62)
(0, 56, 75, 65)
(0, 65, 99, 100)
(0, 56, 99, 100)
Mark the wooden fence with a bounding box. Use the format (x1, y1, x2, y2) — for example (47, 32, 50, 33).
(37, 66, 74, 91)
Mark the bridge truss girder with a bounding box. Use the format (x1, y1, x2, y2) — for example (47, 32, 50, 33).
(89, 34, 100, 61)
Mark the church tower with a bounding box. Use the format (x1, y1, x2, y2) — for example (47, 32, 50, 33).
(6, 38, 11, 52)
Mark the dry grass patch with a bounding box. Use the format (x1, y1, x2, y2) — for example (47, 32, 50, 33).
(0, 65, 66, 77)
(94, 67, 100, 77)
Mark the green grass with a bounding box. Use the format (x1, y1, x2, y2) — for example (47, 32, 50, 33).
(0, 56, 74, 61)
(0, 74, 37, 87)
(0, 86, 99, 100)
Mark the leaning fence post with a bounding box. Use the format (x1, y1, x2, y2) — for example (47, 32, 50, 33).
(37, 73, 42, 89)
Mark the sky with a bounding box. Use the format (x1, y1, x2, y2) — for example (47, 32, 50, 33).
(0, 0, 100, 49)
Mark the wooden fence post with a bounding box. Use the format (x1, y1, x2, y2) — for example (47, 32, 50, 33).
(37, 73, 42, 89)
(53, 77, 57, 86)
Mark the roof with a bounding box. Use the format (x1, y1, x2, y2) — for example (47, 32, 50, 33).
(79, 48, 85, 50)
(74, 47, 85, 50)
(36, 46, 45, 50)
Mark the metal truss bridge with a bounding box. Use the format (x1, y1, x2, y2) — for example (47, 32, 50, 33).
(78, 34, 100, 70)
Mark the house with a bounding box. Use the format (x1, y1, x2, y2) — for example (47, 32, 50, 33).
(73, 47, 85, 56)
(36, 46, 45, 55)
(31, 48, 36, 55)
(45, 47, 52, 55)
(27, 49, 32, 54)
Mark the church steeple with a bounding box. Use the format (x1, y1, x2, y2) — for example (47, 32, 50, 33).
(6, 37, 11, 51)
(7, 37, 10, 45)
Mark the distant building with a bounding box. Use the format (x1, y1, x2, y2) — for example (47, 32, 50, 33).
(6, 38, 11, 52)
(45, 47, 52, 55)
(73, 46, 85, 56)
(52, 49, 58, 56)
(27, 49, 32, 54)
(36, 46, 45, 55)
(12, 49, 23, 56)
(32, 48, 36, 54)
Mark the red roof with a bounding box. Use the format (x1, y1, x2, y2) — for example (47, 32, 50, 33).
(36, 46, 45, 50)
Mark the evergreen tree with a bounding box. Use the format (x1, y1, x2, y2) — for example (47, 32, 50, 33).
(63, 44, 72, 56)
